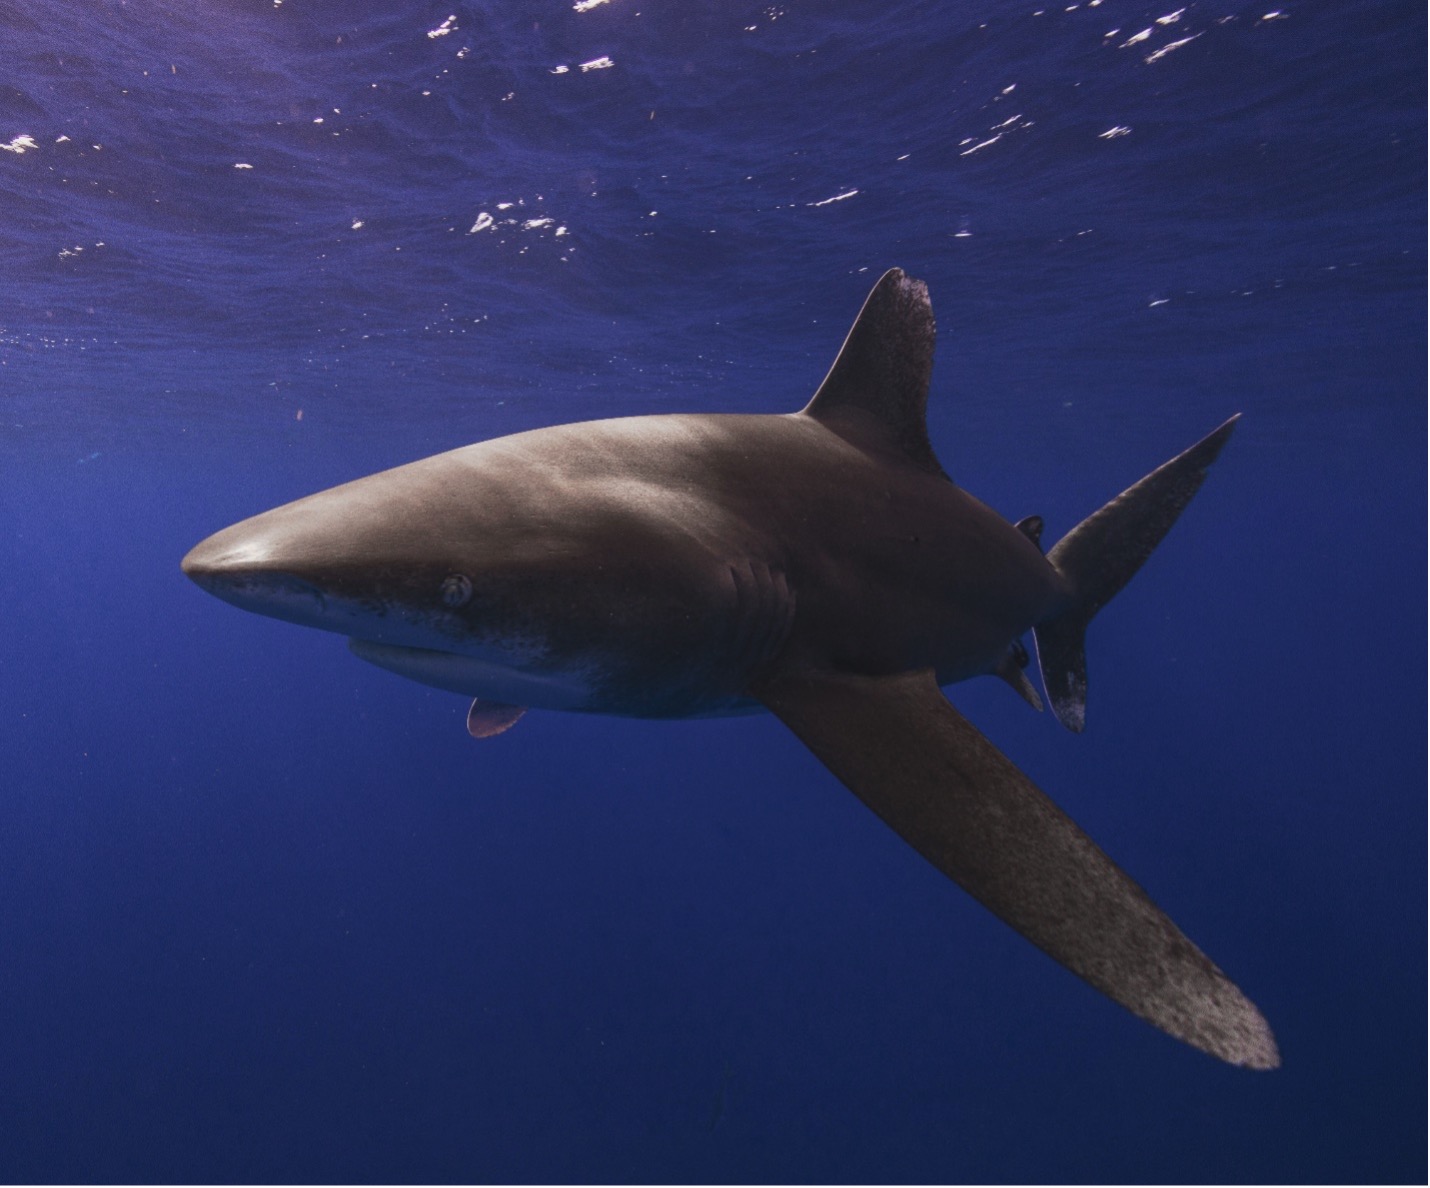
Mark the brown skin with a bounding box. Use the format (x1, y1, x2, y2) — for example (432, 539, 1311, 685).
(182, 410, 1066, 717)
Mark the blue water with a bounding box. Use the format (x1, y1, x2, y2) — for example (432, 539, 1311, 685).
(1, 0, 1423, 1181)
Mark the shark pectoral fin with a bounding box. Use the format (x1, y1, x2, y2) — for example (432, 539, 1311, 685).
(750, 666, 1279, 1070)
(467, 699, 526, 739)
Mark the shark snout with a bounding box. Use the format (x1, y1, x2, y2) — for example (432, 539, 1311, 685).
(182, 527, 331, 625)
(180, 533, 243, 584)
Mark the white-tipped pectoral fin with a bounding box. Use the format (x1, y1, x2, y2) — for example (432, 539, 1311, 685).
(751, 665, 1279, 1070)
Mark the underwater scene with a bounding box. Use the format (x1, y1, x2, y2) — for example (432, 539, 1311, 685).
(0, 0, 1424, 1182)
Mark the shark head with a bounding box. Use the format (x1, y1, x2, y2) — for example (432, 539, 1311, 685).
(180, 426, 754, 713)
(185, 463, 469, 640)
(181, 448, 605, 705)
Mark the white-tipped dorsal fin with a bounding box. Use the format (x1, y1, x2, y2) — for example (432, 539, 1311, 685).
(802, 268, 944, 477)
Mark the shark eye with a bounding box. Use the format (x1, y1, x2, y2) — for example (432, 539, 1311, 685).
(440, 574, 473, 608)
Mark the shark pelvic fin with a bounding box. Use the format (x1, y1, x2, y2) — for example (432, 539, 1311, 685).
(467, 699, 526, 738)
(995, 647, 1043, 711)
(802, 268, 944, 477)
(1034, 416, 1239, 733)
(751, 665, 1279, 1069)
(1014, 515, 1044, 551)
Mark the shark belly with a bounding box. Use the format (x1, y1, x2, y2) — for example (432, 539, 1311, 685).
(347, 638, 598, 710)
(347, 636, 766, 718)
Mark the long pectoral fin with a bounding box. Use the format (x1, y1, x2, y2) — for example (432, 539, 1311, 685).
(751, 666, 1278, 1069)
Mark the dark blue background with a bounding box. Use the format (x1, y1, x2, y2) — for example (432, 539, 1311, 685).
(1, 0, 1423, 1181)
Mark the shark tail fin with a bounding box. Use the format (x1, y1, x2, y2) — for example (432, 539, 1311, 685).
(1033, 416, 1239, 733)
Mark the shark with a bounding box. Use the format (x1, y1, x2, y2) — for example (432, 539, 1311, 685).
(182, 269, 1278, 1069)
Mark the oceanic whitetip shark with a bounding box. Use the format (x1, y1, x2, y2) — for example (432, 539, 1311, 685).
(183, 269, 1278, 1069)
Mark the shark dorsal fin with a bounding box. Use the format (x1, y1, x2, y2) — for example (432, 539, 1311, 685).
(802, 268, 944, 477)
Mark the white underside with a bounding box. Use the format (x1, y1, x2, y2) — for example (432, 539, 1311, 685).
(347, 637, 596, 710)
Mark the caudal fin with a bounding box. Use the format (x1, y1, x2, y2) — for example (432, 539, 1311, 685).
(1034, 416, 1239, 733)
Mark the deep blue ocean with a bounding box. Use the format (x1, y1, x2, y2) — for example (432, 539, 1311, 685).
(1, 0, 1424, 1182)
